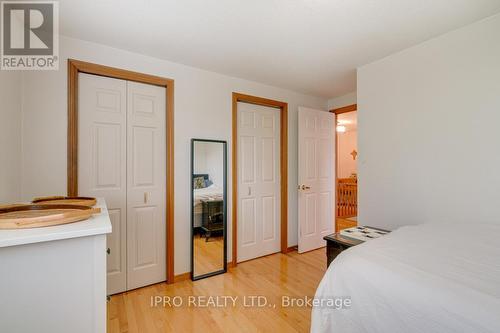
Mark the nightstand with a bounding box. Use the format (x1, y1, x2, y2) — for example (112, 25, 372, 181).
(200, 199, 224, 241)
(323, 226, 389, 267)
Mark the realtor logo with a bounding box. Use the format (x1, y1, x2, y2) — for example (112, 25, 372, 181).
(1, 1, 58, 70)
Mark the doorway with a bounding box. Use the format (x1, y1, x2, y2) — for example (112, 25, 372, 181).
(330, 104, 358, 232)
(232, 93, 288, 265)
(67, 60, 175, 289)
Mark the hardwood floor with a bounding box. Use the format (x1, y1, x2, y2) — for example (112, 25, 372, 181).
(107, 248, 326, 333)
(194, 235, 224, 276)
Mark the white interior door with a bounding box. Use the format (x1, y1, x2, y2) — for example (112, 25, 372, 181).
(237, 102, 280, 262)
(126, 81, 166, 290)
(79, 74, 166, 294)
(78, 73, 127, 294)
(298, 107, 334, 253)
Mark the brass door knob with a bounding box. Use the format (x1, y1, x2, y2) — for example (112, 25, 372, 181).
(298, 185, 311, 190)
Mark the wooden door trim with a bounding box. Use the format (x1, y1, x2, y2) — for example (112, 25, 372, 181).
(330, 103, 357, 114)
(67, 59, 175, 284)
(232, 92, 288, 267)
(330, 104, 357, 232)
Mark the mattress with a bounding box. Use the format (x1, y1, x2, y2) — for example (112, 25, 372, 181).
(311, 222, 500, 333)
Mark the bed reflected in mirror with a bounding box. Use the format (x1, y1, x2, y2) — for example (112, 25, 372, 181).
(191, 139, 227, 280)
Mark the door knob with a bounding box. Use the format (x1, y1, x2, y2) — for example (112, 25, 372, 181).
(301, 185, 311, 190)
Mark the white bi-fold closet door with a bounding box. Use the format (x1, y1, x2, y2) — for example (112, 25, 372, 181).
(237, 102, 281, 262)
(78, 73, 166, 295)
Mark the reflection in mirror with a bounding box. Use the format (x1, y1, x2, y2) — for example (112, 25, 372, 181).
(191, 139, 227, 280)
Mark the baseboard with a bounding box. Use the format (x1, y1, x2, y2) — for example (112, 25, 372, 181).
(173, 272, 191, 283)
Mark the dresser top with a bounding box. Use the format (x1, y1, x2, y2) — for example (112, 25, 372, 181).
(0, 198, 112, 248)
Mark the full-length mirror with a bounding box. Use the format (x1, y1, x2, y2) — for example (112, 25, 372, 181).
(191, 139, 227, 280)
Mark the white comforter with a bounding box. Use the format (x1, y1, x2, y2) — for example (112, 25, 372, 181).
(311, 222, 500, 333)
(194, 184, 223, 206)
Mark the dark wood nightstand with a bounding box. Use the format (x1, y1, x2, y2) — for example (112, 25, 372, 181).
(323, 226, 389, 267)
(200, 199, 224, 241)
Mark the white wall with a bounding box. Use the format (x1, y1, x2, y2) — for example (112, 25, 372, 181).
(327, 91, 357, 110)
(193, 143, 208, 176)
(193, 142, 224, 187)
(358, 14, 500, 230)
(337, 130, 357, 178)
(0, 71, 23, 203)
(20, 36, 327, 274)
(204, 143, 224, 188)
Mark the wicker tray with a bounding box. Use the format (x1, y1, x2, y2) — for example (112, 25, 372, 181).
(0, 204, 101, 229)
(32, 196, 97, 207)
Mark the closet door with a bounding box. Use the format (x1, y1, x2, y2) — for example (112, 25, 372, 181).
(78, 73, 127, 295)
(126, 81, 166, 290)
(237, 102, 281, 262)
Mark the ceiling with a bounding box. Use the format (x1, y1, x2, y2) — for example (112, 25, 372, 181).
(59, 0, 500, 98)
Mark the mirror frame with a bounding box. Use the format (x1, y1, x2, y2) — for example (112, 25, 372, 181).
(190, 138, 228, 281)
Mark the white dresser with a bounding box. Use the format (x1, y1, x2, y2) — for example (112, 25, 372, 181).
(0, 198, 112, 333)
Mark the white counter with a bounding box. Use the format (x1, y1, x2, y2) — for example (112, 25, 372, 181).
(0, 198, 112, 248)
(0, 198, 111, 333)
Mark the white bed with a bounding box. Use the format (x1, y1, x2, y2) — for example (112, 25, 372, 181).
(193, 184, 223, 226)
(311, 222, 500, 333)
